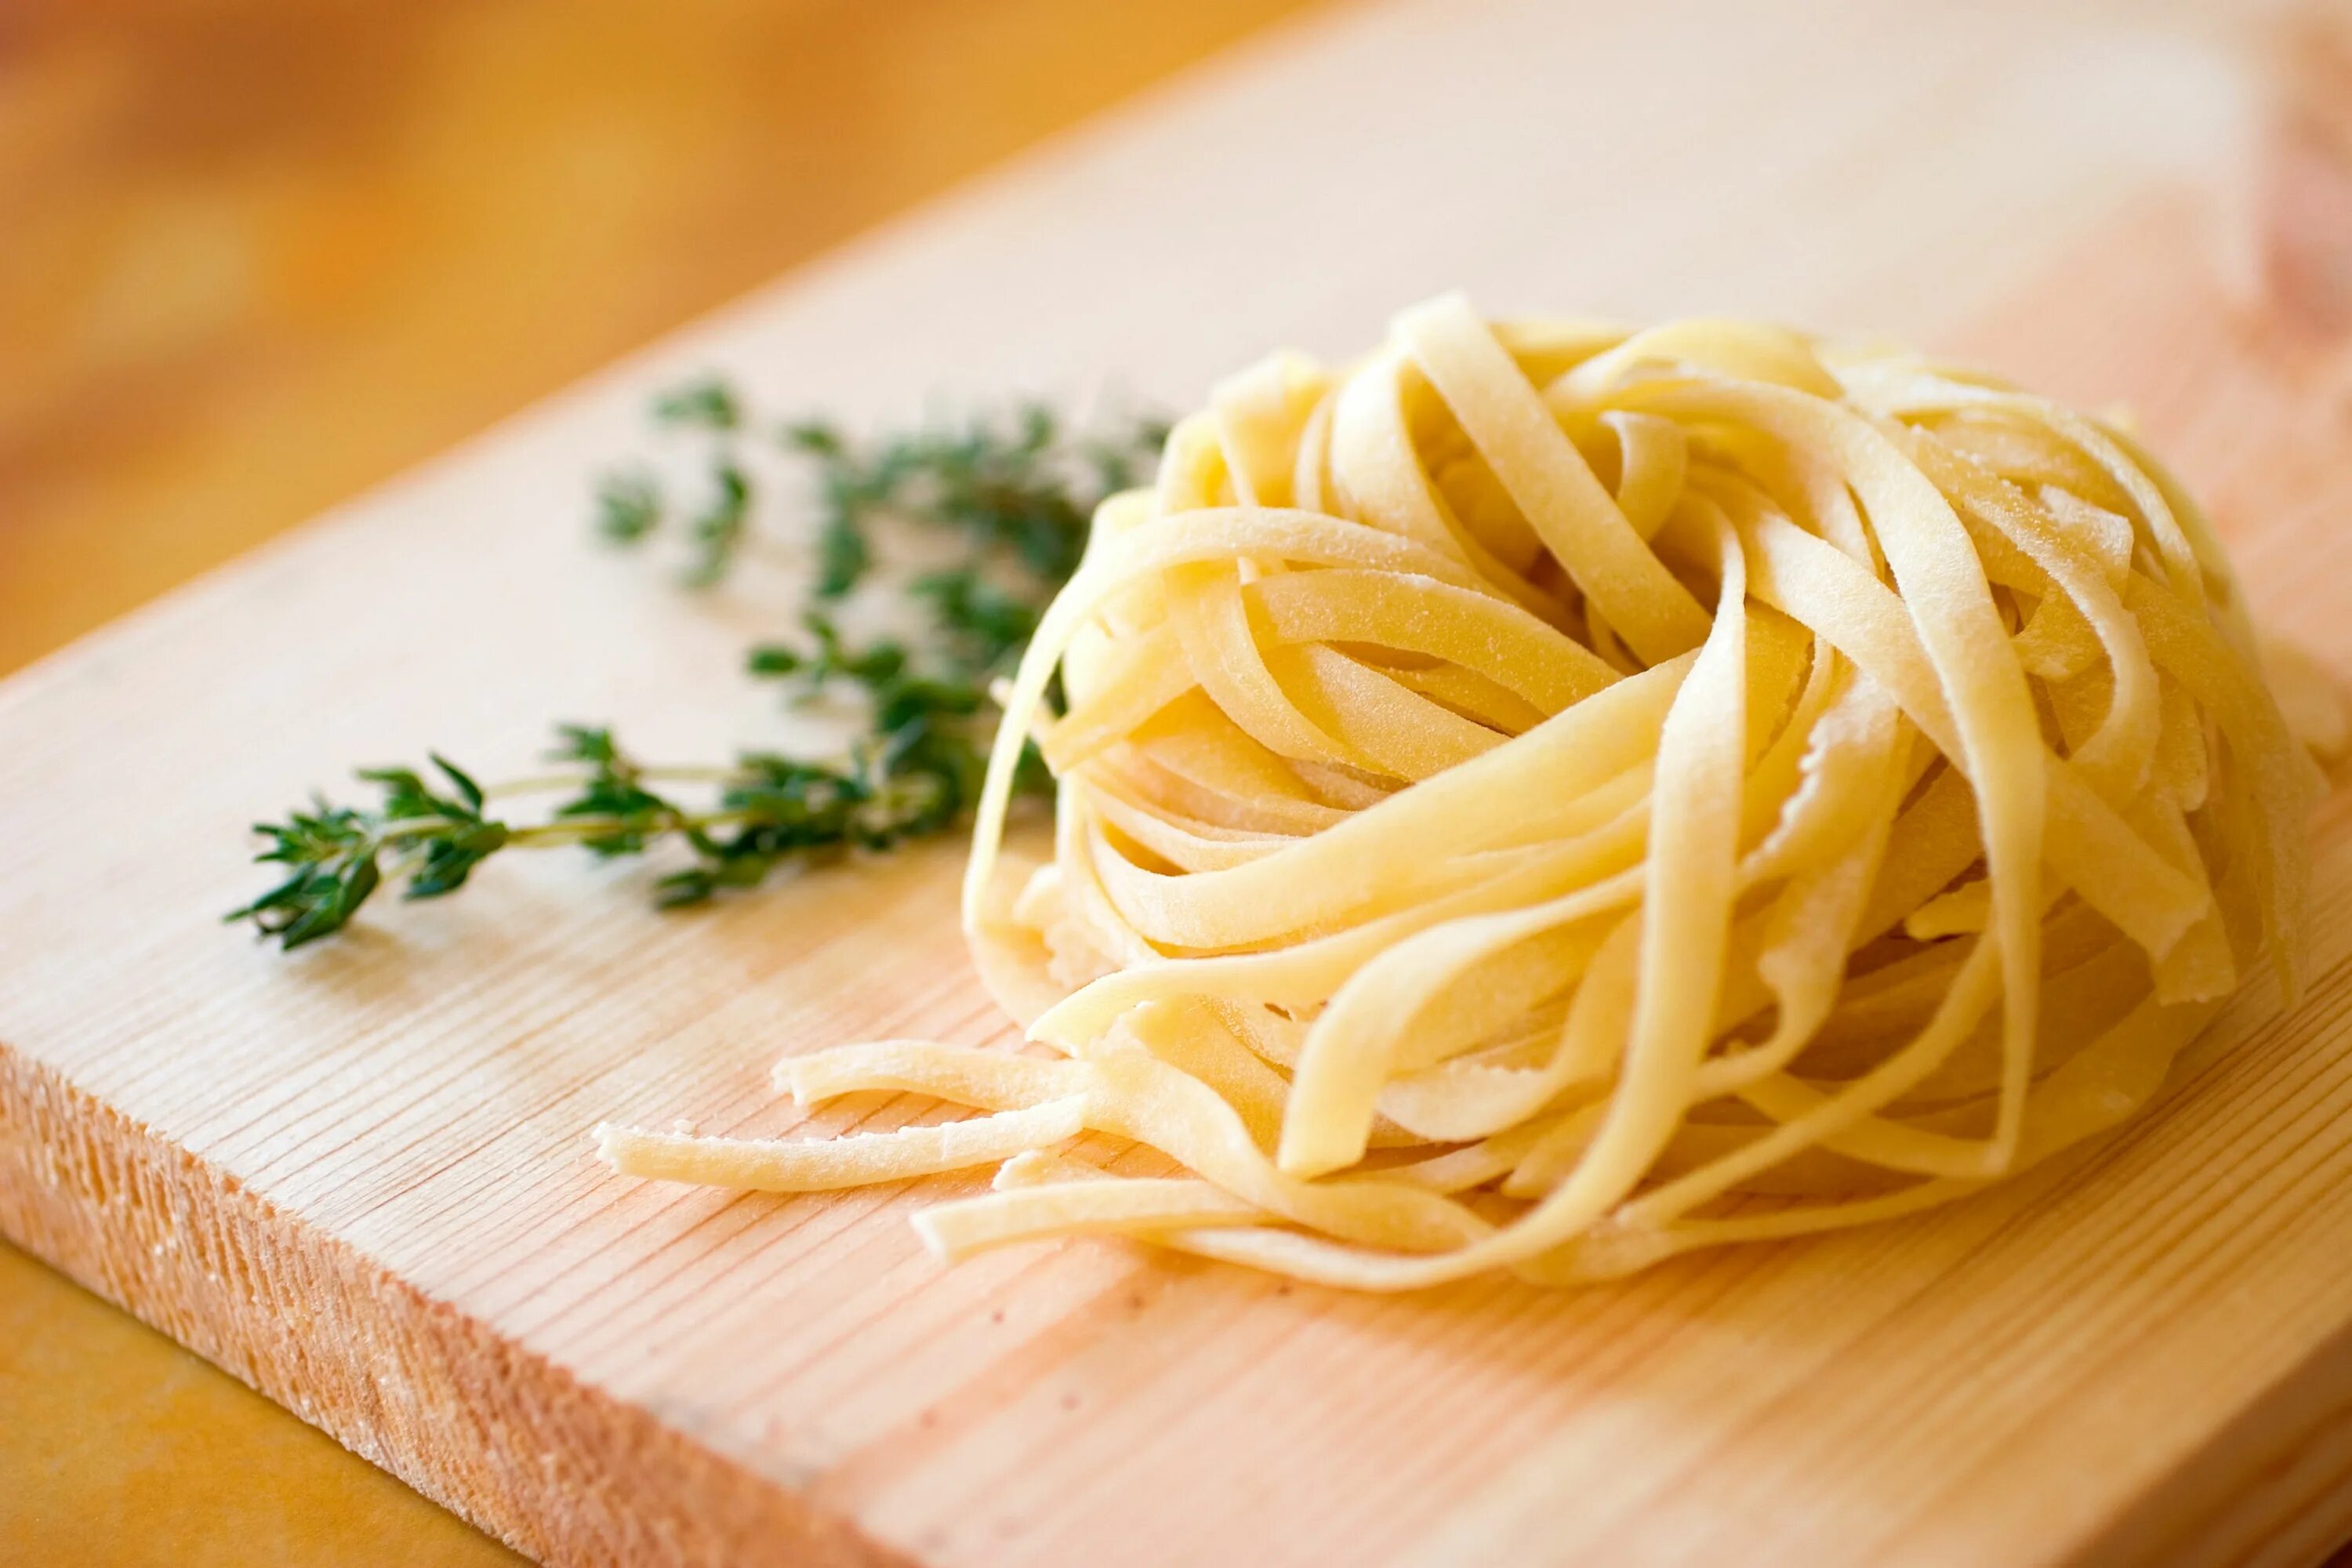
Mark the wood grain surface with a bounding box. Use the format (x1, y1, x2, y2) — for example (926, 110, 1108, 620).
(0, 2, 1318, 1561)
(9, 1, 2352, 1565)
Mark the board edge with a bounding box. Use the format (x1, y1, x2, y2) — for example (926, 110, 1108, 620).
(0, 1038, 914, 1568)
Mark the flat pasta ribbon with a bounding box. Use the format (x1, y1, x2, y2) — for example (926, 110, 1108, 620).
(599, 296, 2330, 1290)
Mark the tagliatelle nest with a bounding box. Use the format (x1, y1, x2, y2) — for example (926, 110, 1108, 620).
(601, 295, 2327, 1290)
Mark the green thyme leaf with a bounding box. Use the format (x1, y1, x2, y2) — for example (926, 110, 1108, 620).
(238, 387, 1166, 948)
(652, 377, 742, 430)
(593, 470, 662, 543)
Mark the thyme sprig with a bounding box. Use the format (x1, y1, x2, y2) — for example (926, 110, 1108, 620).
(607, 383, 1163, 593)
(232, 381, 1165, 949)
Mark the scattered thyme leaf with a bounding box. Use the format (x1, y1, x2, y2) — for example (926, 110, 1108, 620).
(684, 459, 751, 587)
(652, 377, 741, 430)
(594, 470, 662, 543)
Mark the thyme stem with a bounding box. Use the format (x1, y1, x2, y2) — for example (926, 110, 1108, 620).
(232, 390, 1165, 949)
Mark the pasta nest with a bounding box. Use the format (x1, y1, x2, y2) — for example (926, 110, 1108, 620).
(605, 296, 2325, 1290)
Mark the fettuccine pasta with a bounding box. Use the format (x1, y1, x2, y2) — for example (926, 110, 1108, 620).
(597, 296, 2331, 1289)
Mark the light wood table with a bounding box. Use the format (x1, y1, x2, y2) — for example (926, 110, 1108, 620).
(18, 1, 2352, 1563)
(0, 2, 1317, 1560)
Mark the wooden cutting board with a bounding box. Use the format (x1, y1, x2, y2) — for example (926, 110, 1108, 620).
(8, 2, 2352, 1564)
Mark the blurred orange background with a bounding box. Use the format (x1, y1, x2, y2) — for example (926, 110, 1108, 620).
(0, 0, 1319, 675)
(0, 2, 1314, 1561)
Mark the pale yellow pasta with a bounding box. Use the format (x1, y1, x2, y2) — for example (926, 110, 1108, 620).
(599, 296, 2333, 1290)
